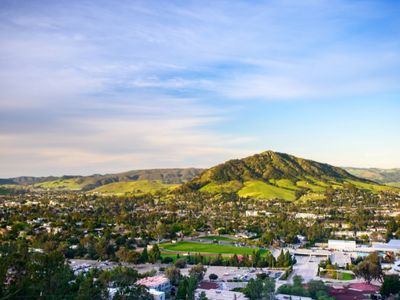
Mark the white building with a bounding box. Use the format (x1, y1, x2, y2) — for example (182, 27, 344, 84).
(195, 288, 247, 300)
(149, 289, 165, 300)
(136, 276, 171, 292)
(372, 239, 400, 253)
(328, 239, 356, 251)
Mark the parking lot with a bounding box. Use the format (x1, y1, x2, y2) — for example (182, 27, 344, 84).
(181, 266, 283, 283)
(289, 255, 324, 283)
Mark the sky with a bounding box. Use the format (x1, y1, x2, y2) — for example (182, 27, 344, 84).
(0, 0, 400, 177)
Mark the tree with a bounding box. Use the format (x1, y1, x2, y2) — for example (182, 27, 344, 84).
(308, 280, 329, 299)
(76, 273, 109, 300)
(27, 251, 75, 299)
(155, 221, 166, 242)
(175, 258, 187, 269)
(209, 273, 218, 281)
(165, 265, 181, 286)
(176, 277, 188, 300)
(116, 247, 140, 263)
(140, 247, 148, 263)
(113, 285, 152, 300)
(148, 244, 161, 263)
(293, 275, 304, 287)
(187, 275, 198, 300)
(198, 291, 208, 300)
(244, 277, 275, 300)
(189, 264, 206, 281)
(353, 252, 383, 284)
(381, 275, 400, 297)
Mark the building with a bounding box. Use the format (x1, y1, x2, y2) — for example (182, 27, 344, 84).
(136, 276, 171, 292)
(276, 294, 313, 300)
(328, 240, 356, 251)
(149, 289, 165, 300)
(372, 239, 400, 253)
(329, 283, 380, 300)
(195, 288, 247, 300)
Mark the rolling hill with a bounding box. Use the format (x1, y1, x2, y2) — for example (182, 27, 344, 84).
(1, 151, 397, 199)
(0, 168, 203, 194)
(345, 167, 400, 188)
(184, 150, 394, 201)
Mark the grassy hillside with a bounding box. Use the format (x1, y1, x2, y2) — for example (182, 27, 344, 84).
(34, 178, 88, 191)
(91, 180, 178, 195)
(238, 180, 296, 201)
(1, 168, 203, 192)
(345, 167, 400, 186)
(185, 150, 396, 201)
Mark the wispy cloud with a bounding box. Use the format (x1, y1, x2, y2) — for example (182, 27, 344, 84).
(0, 0, 399, 176)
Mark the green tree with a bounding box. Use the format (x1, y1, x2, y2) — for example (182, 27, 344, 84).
(209, 273, 218, 281)
(189, 264, 206, 281)
(353, 252, 383, 284)
(76, 274, 109, 300)
(176, 277, 188, 300)
(112, 285, 152, 300)
(187, 275, 198, 300)
(148, 244, 161, 263)
(140, 247, 148, 263)
(307, 280, 329, 299)
(381, 275, 400, 297)
(244, 277, 275, 300)
(165, 265, 181, 286)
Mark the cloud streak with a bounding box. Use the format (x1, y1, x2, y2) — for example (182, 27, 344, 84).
(0, 0, 399, 176)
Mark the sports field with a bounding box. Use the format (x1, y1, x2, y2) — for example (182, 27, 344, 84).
(160, 241, 266, 256)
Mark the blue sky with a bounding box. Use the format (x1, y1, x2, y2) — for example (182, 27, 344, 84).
(0, 0, 399, 177)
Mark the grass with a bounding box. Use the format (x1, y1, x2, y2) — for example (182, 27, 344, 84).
(91, 180, 178, 195)
(269, 179, 300, 191)
(238, 180, 296, 201)
(200, 180, 242, 194)
(200, 235, 236, 242)
(296, 180, 326, 192)
(34, 179, 86, 191)
(345, 179, 395, 193)
(341, 272, 354, 280)
(160, 241, 267, 256)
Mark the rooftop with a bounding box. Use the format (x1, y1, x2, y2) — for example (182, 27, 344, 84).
(329, 284, 380, 300)
(136, 276, 169, 288)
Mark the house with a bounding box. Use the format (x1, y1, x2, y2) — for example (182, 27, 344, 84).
(137, 276, 171, 292)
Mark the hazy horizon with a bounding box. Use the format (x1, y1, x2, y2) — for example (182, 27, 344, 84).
(1, 0, 400, 177)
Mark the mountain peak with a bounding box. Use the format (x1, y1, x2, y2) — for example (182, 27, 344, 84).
(183, 150, 374, 200)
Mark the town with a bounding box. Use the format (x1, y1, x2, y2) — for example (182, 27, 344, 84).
(1, 185, 400, 299)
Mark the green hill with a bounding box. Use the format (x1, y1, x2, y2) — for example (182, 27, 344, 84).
(0, 168, 203, 193)
(91, 180, 178, 196)
(184, 150, 392, 201)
